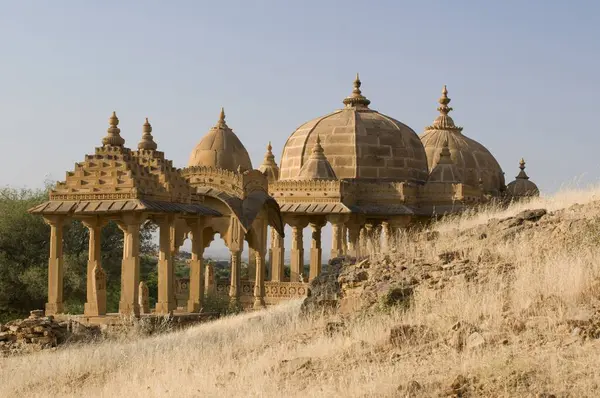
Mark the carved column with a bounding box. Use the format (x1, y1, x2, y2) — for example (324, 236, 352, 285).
(290, 221, 306, 282)
(155, 215, 175, 315)
(270, 227, 284, 282)
(347, 224, 360, 258)
(381, 221, 392, 253)
(309, 221, 324, 282)
(329, 216, 344, 260)
(254, 250, 266, 308)
(205, 262, 215, 295)
(229, 250, 241, 304)
(117, 216, 143, 316)
(341, 225, 348, 256)
(44, 216, 66, 315)
(247, 247, 256, 281)
(82, 217, 107, 316)
(187, 218, 205, 313)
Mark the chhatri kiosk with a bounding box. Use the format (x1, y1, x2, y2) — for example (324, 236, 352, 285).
(30, 75, 538, 317)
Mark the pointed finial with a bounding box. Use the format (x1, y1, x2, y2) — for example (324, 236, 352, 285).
(102, 111, 125, 147)
(311, 134, 325, 156)
(267, 141, 272, 152)
(425, 85, 463, 133)
(138, 117, 158, 150)
(219, 107, 225, 122)
(516, 158, 529, 180)
(437, 85, 452, 115)
(437, 138, 453, 164)
(343, 73, 371, 108)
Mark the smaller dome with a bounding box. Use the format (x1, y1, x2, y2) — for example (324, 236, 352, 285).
(428, 139, 461, 183)
(258, 142, 280, 182)
(297, 136, 337, 180)
(188, 108, 253, 172)
(506, 158, 539, 197)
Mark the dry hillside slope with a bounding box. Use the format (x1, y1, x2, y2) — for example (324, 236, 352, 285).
(3, 187, 600, 397)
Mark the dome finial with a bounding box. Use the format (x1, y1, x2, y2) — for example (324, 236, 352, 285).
(425, 85, 463, 133)
(437, 138, 453, 164)
(437, 84, 452, 116)
(219, 107, 225, 123)
(138, 117, 158, 151)
(102, 111, 125, 147)
(516, 158, 529, 180)
(343, 73, 371, 108)
(267, 141, 272, 152)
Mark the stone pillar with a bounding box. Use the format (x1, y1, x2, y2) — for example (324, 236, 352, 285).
(117, 217, 143, 316)
(205, 262, 215, 295)
(290, 224, 305, 282)
(253, 250, 266, 308)
(82, 217, 107, 317)
(347, 224, 360, 258)
(329, 218, 344, 260)
(247, 247, 256, 281)
(270, 227, 284, 282)
(341, 225, 348, 256)
(187, 219, 205, 313)
(139, 281, 150, 314)
(155, 215, 175, 315)
(381, 221, 392, 253)
(229, 250, 241, 304)
(309, 222, 323, 282)
(364, 223, 375, 254)
(358, 226, 367, 257)
(44, 216, 66, 315)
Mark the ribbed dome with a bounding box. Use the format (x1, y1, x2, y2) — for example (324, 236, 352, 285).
(420, 86, 505, 193)
(506, 158, 539, 197)
(279, 75, 429, 182)
(188, 108, 253, 172)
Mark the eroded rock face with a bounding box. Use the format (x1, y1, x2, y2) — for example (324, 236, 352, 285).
(0, 311, 99, 357)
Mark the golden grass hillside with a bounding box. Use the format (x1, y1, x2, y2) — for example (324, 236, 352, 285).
(4, 186, 600, 397)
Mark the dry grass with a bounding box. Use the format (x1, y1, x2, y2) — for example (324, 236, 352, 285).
(4, 185, 600, 397)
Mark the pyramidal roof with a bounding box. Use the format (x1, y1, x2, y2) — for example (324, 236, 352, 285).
(297, 135, 337, 180)
(50, 112, 187, 203)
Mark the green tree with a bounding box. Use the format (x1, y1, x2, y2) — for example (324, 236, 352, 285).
(0, 186, 157, 321)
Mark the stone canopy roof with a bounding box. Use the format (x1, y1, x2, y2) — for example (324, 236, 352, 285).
(506, 159, 539, 198)
(420, 86, 505, 194)
(188, 108, 253, 172)
(279, 75, 429, 183)
(297, 136, 337, 180)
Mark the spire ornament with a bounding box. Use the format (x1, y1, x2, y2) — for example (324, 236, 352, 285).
(102, 111, 125, 147)
(516, 158, 530, 180)
(425, 85, 463, 133)
(216, 107, 227, 127)
(343, 73, 371, 108)
(259, 141, 280, 182)
(138, 117, 158, 150)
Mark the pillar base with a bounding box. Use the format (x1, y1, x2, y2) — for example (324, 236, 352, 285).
(187, 300, 202, 313)
(228, 297, 242, 313)
(119, 301, 140, 317)
(45, 302, 63, 315)
(253, 297, 266, 309)
(84, 303, 100, 317)
(155, 302, 173, 315)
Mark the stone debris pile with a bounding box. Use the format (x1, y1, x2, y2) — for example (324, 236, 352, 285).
(0, 310, 98, 356)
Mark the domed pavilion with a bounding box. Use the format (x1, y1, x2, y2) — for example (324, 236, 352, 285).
(28, 75, 539, 321)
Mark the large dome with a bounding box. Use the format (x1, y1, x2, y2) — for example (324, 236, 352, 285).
(188, 108, 253, 172)
(279, 75, 429, 182)
(419, 86, 505, 194)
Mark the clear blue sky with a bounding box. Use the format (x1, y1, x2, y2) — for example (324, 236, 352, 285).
(1, 1, 599, 257)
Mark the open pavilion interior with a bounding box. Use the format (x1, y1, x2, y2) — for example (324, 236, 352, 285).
(29, 75, 539, 320)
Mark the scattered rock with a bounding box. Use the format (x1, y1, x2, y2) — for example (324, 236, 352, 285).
(446, 321, 480, 352)
(515, 209, 547, 222)
(390, 324, 436, 346)
(383, 285, 414, 308)
(466, 332, 486, 350)
(324, 321, 346, 336)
